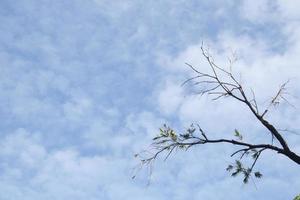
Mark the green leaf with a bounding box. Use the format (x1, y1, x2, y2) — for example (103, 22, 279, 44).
(294, 195, 300, 200)
(226, 165, 233, 171)
(235, 160, 242, 168)
(231, 171, 239, 177)
(187, 127, 196, 134)
(252, 152, 259, 159)
(243, 176, 249, 184)
(180, 133, 190, 139)
(234, 129, 240, 136)
(254, 171, 262, 178)
(170, 134, 177, 141)
(234, 129, 243, 140)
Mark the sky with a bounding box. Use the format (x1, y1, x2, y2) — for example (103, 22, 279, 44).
(0, 0, 300, 199)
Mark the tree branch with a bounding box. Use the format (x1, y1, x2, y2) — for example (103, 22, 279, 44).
(136, 45, 300, 183)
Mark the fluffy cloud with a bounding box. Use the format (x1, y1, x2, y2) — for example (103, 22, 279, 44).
(153, 1, 300, 198)
(0, 0, 300, 200)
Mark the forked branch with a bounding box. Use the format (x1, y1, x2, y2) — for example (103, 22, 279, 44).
(135, 45, 300, 183)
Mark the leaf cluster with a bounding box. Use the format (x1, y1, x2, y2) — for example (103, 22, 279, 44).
(135, 44, 300, 186)
(226, 160, 262, 184)
(294, 195, 300, 200)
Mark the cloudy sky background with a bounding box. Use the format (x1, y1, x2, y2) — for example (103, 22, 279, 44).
(0, 0, 300, 199)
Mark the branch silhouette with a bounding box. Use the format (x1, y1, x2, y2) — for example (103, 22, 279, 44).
(135, 44, 300, 183)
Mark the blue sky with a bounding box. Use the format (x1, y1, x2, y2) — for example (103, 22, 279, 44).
(0, 0, 300, 199)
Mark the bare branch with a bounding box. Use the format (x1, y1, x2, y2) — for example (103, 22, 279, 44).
(135, 45, 300, 184)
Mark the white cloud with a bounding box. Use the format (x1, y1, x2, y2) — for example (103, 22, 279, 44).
(63, 96, 93, 121)
(240, 0, 275, 23)
(1, 0, 300, 199)
(125, 111, 165, 144)
(277, 0, 300, 20)
(0, 128, 153, 200)
(158, 80, 184, 115)
(240, 0, 300, 23)
(153, 8, 300, 197)
(0, 128, 46, 171)
(93, 0, 134, 18)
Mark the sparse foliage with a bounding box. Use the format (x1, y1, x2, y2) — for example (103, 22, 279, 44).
(294, 194, 300, 200)
(135, 44, 300, 185)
